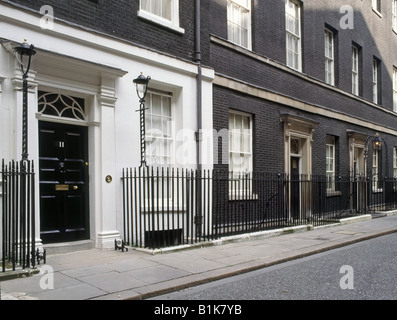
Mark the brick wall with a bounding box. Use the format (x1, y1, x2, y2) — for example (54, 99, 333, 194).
(7, 0, 202, 63)
(210, 0, 397, 175)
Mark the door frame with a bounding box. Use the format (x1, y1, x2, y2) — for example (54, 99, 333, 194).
(348, 131, 367, 213)
(281, 113, 318, 221)
(290, 156, 301, 219)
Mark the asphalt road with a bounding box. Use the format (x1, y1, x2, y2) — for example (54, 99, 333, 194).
(150, 233, 397, 300)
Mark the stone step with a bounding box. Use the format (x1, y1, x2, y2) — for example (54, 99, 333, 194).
(44, 240, 95, 255)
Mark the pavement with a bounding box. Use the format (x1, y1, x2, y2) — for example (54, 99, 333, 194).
(1, 212, 397, 300)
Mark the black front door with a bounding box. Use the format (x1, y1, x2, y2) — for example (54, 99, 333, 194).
(39, 121, 89, 243)
(291, 157, 300, 219)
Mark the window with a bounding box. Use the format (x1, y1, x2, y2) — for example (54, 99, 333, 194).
(139, 0, 184, 33)
(393, 67, 397, 112)
(38, 91, 86, 121)
(352, 45, 360, 96)
(326, 136, 337, 192)
(394, 148, 397, 179)
(325, 28, 335, 86)
(372, 0, 381, 14)
(372, 58, 381, 104)
(393, 0, 397, 32)
(372, 149, 381, 191)
(227, 0, 252, 49)
(229, 111, 253, 193)
(145, 90, 173, 167)
(286, 0, 302, 71)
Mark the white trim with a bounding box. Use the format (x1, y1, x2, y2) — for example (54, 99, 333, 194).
(285, 0, 302, 72)
(0, 3, 212, 80)
(393, 67, 397, 113)
(145, 89, 175, 167)
(393, 147, 397, 178)
(372, 0, 382, 17)
(372, 59, 379, 104)
(137, 8, 185, 34)
(139, 0, 184, 33)
(352, 45, 359, 96)
(324, 28, 335, 86)
(326, 135, 336, 192)
(227, 0, 252, 50)
(229, 110, 253, 173)
(393, 0, 397, 32)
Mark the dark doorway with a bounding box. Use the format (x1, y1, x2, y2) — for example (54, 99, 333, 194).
(290, 157, 300, 219)
(39, 121, 89, 243)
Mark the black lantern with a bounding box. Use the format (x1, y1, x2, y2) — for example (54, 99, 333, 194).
(14, 39, 36, 161)
(14, 39, 36, 76)
(133, 73, 151, 167)
(373, 133, 382, 151)
(133, 72, 151, 102)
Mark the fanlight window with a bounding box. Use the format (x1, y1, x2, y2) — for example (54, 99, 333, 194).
(38, 91, 86, 121)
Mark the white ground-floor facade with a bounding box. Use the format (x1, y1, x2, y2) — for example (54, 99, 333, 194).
(0, 3, 214, 249)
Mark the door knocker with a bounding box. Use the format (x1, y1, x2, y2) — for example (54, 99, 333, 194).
(59, 162, 66, 174)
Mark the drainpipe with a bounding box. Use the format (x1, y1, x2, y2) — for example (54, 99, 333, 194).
(194, 0, 202, 172)
(194, 0, 203, 236)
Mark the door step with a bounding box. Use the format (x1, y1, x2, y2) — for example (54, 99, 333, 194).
(44, 240, 95, 255)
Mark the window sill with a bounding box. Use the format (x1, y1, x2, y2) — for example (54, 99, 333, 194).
(138, 10, 185, 34)
(327, 190, 342, 197)
(229, 193, 258, 201)
(140, 204, 187, 213)
(372, 8, 382, 18)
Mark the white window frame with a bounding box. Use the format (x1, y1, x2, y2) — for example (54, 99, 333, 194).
(372, 149, 382, 192)
(325, 28, 335, 86)
(393, 67, 397, 112)
(352, 45, 359, 96)
(372, 0, 382, 16)
(227, 0, 252, 50)
(138, 0, 185, 34)
(372, 59, 379, 104)
(392, 147, 397, 192)
(394, 148, 397, 178)
(145, 89, 174, 167)
(229, 111, 253, 196)
(393, 0, 397, 32)
(286, 0, 302, 72)
(326, 136, 336, 192)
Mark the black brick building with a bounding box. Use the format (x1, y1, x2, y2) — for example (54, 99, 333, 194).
(2, 0, 397, 249)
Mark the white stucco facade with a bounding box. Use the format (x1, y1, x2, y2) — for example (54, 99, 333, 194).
(0, 3, 214, 249)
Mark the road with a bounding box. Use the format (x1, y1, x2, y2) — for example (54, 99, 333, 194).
(150, 233, 397, 300)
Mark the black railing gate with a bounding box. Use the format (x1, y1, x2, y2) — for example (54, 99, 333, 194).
(1, 159, 40, 273)
(121, 168, 397, 250)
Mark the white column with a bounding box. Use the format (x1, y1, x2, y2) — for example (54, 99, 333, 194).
(0, 76, 5, 160)
(95, 75, 120, 249)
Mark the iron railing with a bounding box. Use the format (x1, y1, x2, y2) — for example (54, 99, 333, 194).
(121, 167, 213, 249)
(1, 159, 38, 272)
(121, 168, 397, 250)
